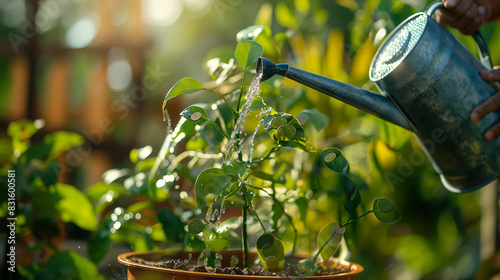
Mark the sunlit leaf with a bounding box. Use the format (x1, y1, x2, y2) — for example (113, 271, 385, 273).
(163, 78, 205, 117)
(236, 25, 268, 42)
(130, 145, 153, 164)
(7, 120, 41, 156)
(377, 119, 412, 150)
(195, 168, 235, 213)
(180, 106, 208, 125)
(44, 131, 85, 160)
(317, 221, 345, 263)
(234, 40, 263, 68)
(276, 2, 297, 29)
(55, 183, 97, 231)
(223, 161, 248, 177)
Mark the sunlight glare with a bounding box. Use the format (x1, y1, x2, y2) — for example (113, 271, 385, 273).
(142, 0, 183, 26)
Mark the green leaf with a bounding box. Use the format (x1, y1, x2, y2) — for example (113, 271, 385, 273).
(317, 221, 345, 263)
(223, 161, 248, 177)
(377, 118, 412, 150)
(180, 106, 209, 125)
(55, 183, 98, 231)
(298, 109, 330, 131)
(236, 25, 269, 42)
(195, 168, 235, 213)
(251, 170, 286, 184)
(234, 40, 263, 68)
(7, 119, 42, 156)
(188, 219, 205, 234)
(262, 113, 308, 151)
(321, 148, 350, 175)
(275, 3, 297, 29)
(157, 208, 186, 243)
(163, 78, 205, 117)
(44, 251, 104, 280)
(85, 182, 127, 202)
(372, 198, 401, 224)
(341, 176, 360, 214)
(87, 223, 111, 264)
(129, 145, 153, 164)
(256, 233, 285, 273)
(44, 131, 85, 160)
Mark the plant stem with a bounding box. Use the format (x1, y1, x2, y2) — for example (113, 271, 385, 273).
(340, 210, 373, 228)
(205, 88, 238, 119)
(206, 119, 230, 140)
(236, 67, 247, 114)
(250, 146, 279, 163)
(270, 183, 297, 256)
(241, 187, 250, 269)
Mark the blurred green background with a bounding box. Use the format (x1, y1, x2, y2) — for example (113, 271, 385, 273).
(1, 0, 499, 279)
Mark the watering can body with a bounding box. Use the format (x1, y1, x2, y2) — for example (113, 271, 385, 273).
(257, 4, 500, 192)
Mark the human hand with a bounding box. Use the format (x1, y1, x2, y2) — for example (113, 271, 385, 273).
(470, 66, 500, 141)
(435, 0, 487, 35)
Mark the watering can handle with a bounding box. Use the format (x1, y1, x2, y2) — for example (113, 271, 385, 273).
(425, 1, 493, 69)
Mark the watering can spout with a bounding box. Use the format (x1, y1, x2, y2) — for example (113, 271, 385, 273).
(257, 57, 413, 131)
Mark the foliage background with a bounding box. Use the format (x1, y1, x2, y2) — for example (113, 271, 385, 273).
(1, 0, 499, 279)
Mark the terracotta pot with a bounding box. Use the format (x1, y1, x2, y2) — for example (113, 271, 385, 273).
(118, 250, 363, 280)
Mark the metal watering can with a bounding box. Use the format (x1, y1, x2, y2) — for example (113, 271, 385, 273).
(257, 2, 500, 193)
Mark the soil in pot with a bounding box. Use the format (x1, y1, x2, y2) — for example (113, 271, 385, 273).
(118, 250, 363, 280)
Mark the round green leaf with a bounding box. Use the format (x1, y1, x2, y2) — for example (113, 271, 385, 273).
(188, 219, 205, 234)
(377, 197, 394, 213)
(257, 233, 275, 249)
(195, 168, 234, 213)
(321, 148, 350, 174)
(299, 109, 330, 131)
(180, 106, 208, 125)
(276, 124, 297, 141)
(256, 234, 285, 273)
(262, 244, 278, 257)
(266, 256, 279, 270)
(270, 116, 287, 128)
(373, 198, 401, 224)
(234, 40, 263, 68)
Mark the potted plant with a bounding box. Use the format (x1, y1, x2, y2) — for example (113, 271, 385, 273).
(109, 30, 400, 279)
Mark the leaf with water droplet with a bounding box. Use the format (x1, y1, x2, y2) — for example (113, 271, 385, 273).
(180, 106, 208, 125)
(320, 148, 350, 175)
(372, 197, 400, 223)
(223, 161, 248, 177)
(317, 221, 344, 264)
(234, 40, 263, 68)
(162, 78, 205, 120)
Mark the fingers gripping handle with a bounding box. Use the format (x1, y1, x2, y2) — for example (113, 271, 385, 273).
(426, 1, 493, 69)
